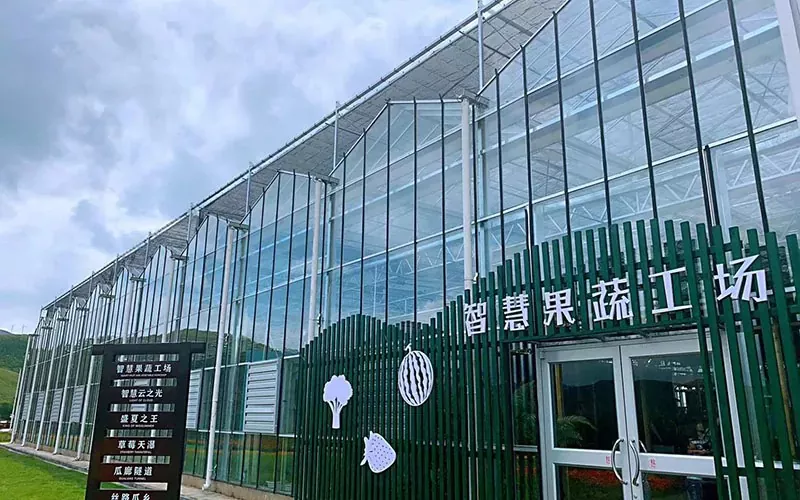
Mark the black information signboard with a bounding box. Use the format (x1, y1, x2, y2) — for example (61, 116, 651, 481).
(85, 342, 204, 500)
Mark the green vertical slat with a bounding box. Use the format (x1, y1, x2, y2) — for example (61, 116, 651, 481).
(649, 220, 667, 319)
(609, 224, 622, 279)
(384, 321, 392, 500)
(609, 225, 625, 332)
(322, 324, 333, 499)
(765, 232, 800, 450)
(598, 226, 610, 283)
(734, 231, 781, 498)
(530, 247, 545, 340)
(381, 319, 389, 499)
(500, 263, 516, 498)
(696, 225, 740, 498)
(304, 340, 313, 499)
(596, 226, 611, 331)
(395, 323, 403, 500)
(331, 322, 341, 500)
(353, 317, 363, 500)
(513, 254, 526, 340)
(371, 318, 380, 499)
(731, 231, 793, 498)
(574, 231, 590, 332)
(428, 316, 439, 499)
(338, 319, 346, 500)
(751, 231, 795, 498)
(450, 300, 464, 499)
(521, 251, 536, 340)
(312, 335, 322, 498)
(445, 304, 457, 499)
(540, 243, 554, 337)
(390, 323, 399, 500)
(477, 277, 492, 500)
(562, 235, 575, 338)
(680, 222, 727, 498)
(434, 313, 445, 499)
(426, 321, 437, 499)
(338, 318, 347, 500)
(317, 328, 326, 499)
(714, 227, 759, 494)
(622, 222, 641, 328)
(636, 220, 655, 324)
(585, 229, 599, 333)
(488, 272, 502, 495)
(415, 319, 426, 500)
(462, 291, 479, 499)
(418, 321, 428, 498)
(400, 323, 408, 500)
(349, 316, 359, 500)
(551, 240, 564, 336)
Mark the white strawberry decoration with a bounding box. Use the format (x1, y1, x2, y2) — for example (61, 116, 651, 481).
(360, 431, 396, 474)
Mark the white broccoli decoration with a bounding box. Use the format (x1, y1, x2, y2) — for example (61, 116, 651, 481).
(323, 374, 353, 429)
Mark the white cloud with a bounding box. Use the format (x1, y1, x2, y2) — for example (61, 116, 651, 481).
(0, 0, 471, 328)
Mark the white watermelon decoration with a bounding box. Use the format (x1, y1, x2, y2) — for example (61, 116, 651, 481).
(360, 431, 396, 474)
(397, 343, 433, 407)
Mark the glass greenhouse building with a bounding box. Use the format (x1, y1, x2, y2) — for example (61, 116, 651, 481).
(10, 0, 800, 498)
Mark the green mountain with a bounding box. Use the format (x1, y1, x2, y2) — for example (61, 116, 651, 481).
(0, 335, 27, 373)
(0, 335, 27, 420)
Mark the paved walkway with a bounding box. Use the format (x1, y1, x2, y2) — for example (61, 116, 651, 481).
(0, 442, 232, 500)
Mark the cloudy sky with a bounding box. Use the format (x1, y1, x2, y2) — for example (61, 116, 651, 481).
(0, 0, 473, 331)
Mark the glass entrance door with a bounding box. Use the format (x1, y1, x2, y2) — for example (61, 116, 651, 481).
(538, 337, 717, 500)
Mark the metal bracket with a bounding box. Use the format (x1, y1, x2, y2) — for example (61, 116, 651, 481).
(457, 89, 490, 109)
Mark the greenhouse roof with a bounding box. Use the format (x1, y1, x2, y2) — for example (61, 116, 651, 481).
(43, 0, 561, 312)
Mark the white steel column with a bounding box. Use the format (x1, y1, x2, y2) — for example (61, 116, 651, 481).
(163, 256, 178, 344)
(10, 333, 34, 443)
(461, 97, 474, 291)
(54, 303, 87, 454)
(477, 0, 485, 87)
(127, 277, 145, 342)
(120, 278, 134, 344)
(203, 224, 236, 490)
(76, 293, 111, 460)
(22, 328, 44, 446)
(775, 0, 800, 121)
(36, 315, 66, 450)
(307, 179, 323, 340)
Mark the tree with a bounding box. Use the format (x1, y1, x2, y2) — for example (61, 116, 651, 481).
(323, 375, 352, 429)
(0, 402, 12, 421)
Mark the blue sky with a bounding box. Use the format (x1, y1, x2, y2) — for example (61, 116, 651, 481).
(0, 0, 473, 330)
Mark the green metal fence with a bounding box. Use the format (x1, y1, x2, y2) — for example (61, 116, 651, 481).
(295, 219, 800, 499)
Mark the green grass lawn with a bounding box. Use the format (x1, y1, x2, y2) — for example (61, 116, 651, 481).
(0, 447, 89, 499)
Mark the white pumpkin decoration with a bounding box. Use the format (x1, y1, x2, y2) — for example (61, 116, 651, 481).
(397, 343, 434, 407)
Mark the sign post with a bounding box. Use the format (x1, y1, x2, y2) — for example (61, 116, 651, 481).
(85, 342, 204, 500)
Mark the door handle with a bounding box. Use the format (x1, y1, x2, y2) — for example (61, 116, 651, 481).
(610, 438, 627, 485)
(629, 440, 641, 486)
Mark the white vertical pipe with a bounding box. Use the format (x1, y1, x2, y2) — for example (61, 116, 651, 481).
(163, 257, 178, 344)
(10, 333, 33, 443)
(203, 225, 235, 490)
(22, 330, 43, 446)
(477, 0, 485, 87)
(76, 295, 108, 460)
(461, 98, 474, 291)
(121, 278, 134, 344)
(54, 305, 82, 454)
(36, 317, 64, 450)
(332, 102, 340, 171)
(307, 179, 323, 341)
